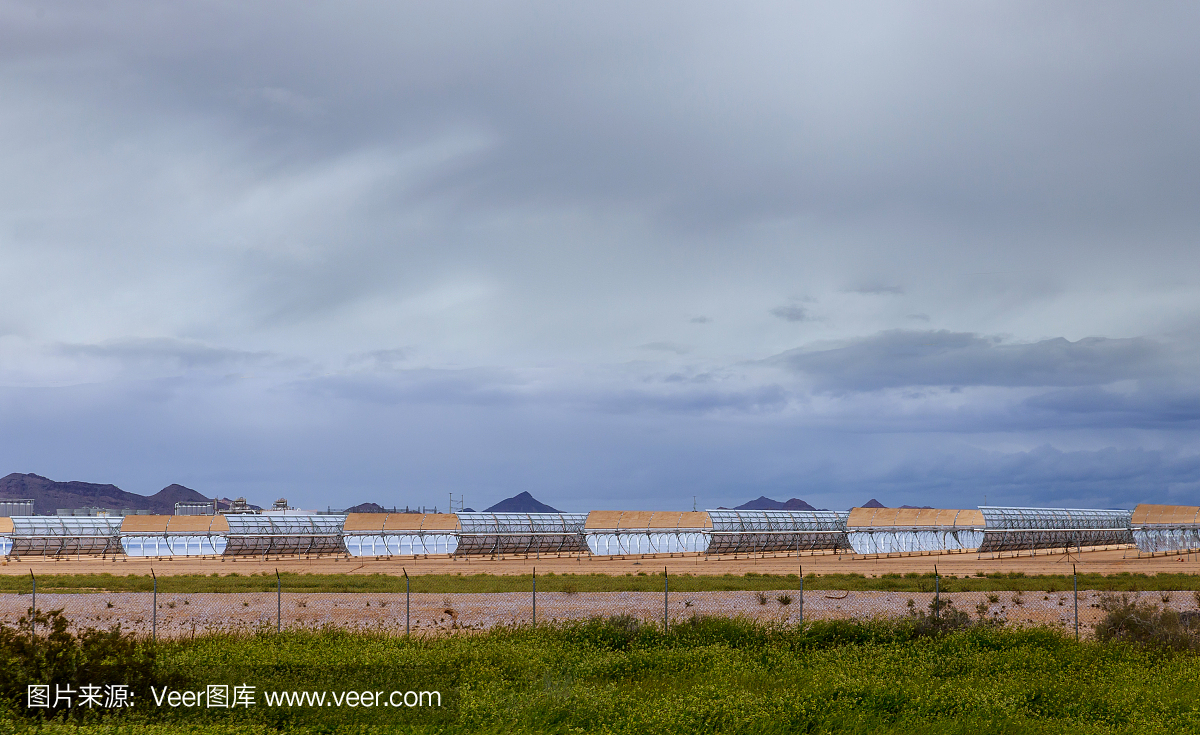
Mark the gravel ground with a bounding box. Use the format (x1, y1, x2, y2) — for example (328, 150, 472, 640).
(4, 589, 1195, 639)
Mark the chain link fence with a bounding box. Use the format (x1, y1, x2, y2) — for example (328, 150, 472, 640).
(5, 569, 1194, 640)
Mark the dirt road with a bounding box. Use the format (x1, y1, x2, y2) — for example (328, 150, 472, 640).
(2, 546, 1193, 578)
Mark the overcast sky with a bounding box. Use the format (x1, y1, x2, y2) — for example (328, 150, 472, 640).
(2, 1, 1199, 512)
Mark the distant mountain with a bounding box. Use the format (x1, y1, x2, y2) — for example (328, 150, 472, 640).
(733, 496, 819, 511)
(344, 502, 388, 513)
(861, 498, 886, 508)
(0, 473, 211, 515)
(484, 491, 560, 513)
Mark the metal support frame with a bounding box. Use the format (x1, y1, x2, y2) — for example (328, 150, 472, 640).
(846, 527, 984, 555)
(342, 533, 458, 557)
(977, 507, 1134, 554)
(705, 510, 850, 555)
(1132, 526, 1200, 554)
(455, 513, 588, 556)
(222, 515, 344, 556)
(9, 517, 122, 556)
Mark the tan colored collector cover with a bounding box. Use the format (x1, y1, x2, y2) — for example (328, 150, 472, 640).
(846, 508, 984, 528)
(343, 513, 388, 532)
(120, 515, 170, 533)
(119, 515, 229, 533)
(1132, 504, 1200, 525)
(169, 515, 229, 533)
(0, 517, 13, 534)
(584, 510, 712, 530)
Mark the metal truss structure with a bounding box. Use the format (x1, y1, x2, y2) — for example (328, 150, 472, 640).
(705, 510, 851, 554)
(222, 514, 345, 556)
(1130, 505, 1200, 554)
(977, 507, 1134, 553)
(845, 509, 984, 555)
(343, 534, 458, 556)
(455, 512, 589, 555)
(584, 511, 711, 556)
(585, 531, 709, 555)
(119, 515, 229, 557)
(847, 528, 984, 555)
(122, 536, 227, 556)
(341, 512, 460, 557)
(6, 516, 123, 556)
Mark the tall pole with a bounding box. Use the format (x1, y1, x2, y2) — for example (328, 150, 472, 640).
(532, 567, 536, 626)
(1073, 563, 1079, 642)
(934, 565, 939, 620)
(276, 568, 281, 634)
(403, 568, 410, 636)
(798, 564, 803, 625)
(30, 569, 35, 652)
(664, 566, 668, 632)
(151, 568, 157, 643)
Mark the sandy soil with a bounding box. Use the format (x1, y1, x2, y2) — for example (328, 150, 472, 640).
(2, 587, 1187, 640)
(1, 546, 1195, 578)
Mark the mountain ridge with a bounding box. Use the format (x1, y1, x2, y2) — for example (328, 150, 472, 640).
(0, 473, 211, 515)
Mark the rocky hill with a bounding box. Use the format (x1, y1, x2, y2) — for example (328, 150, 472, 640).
(732, 496, 820, 511)
(484, 491, 560, 513)
(0, 473, 212, 515)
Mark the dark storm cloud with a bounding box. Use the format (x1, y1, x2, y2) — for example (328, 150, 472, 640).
(773, 330, 1173, 392)
(9, 1, 1199, 237)
(871, 445, 1200, 509)
(1023, 385, 1200, 427)
(4, 2, 1200, 510)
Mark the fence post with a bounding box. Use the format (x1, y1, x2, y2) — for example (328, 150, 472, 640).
(664, 566, 668, 633)
(1073, 563, 1079, 641)
(798, 564, 803, 625)
(276, 568, 281, 634)
(934, 565, 939, 620)
(151, 568, 157, 643)
(403, 568, 410, 636)
(30, 570, 35, 652)
(532, 567, 536, 627)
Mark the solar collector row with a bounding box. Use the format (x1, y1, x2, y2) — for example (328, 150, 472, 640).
(1, 504, 1197, 557)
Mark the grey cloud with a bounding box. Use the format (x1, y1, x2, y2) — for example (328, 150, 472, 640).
(872, 445, 1200, 509)
(1023, 385, 1200, 427)
(844, 284, 904, 295)
(294, 368, 527, 407)
(637, 342, 690, 355)
(344, 348, 409, 372)
(773, 330, 1172, 391)
(54, 338, 274, 370)
(593, 384, 789, 416)
(770, 305, 810, 322)
(4, 3, 1200, 512)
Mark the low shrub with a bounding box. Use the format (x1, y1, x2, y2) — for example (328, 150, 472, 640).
(1093, 593, 1200, 651)
(0, 609, 165, 718)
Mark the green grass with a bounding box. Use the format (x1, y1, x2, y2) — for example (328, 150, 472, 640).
(5, 617, 1200, 733)
(3, 570, 1200, 594)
